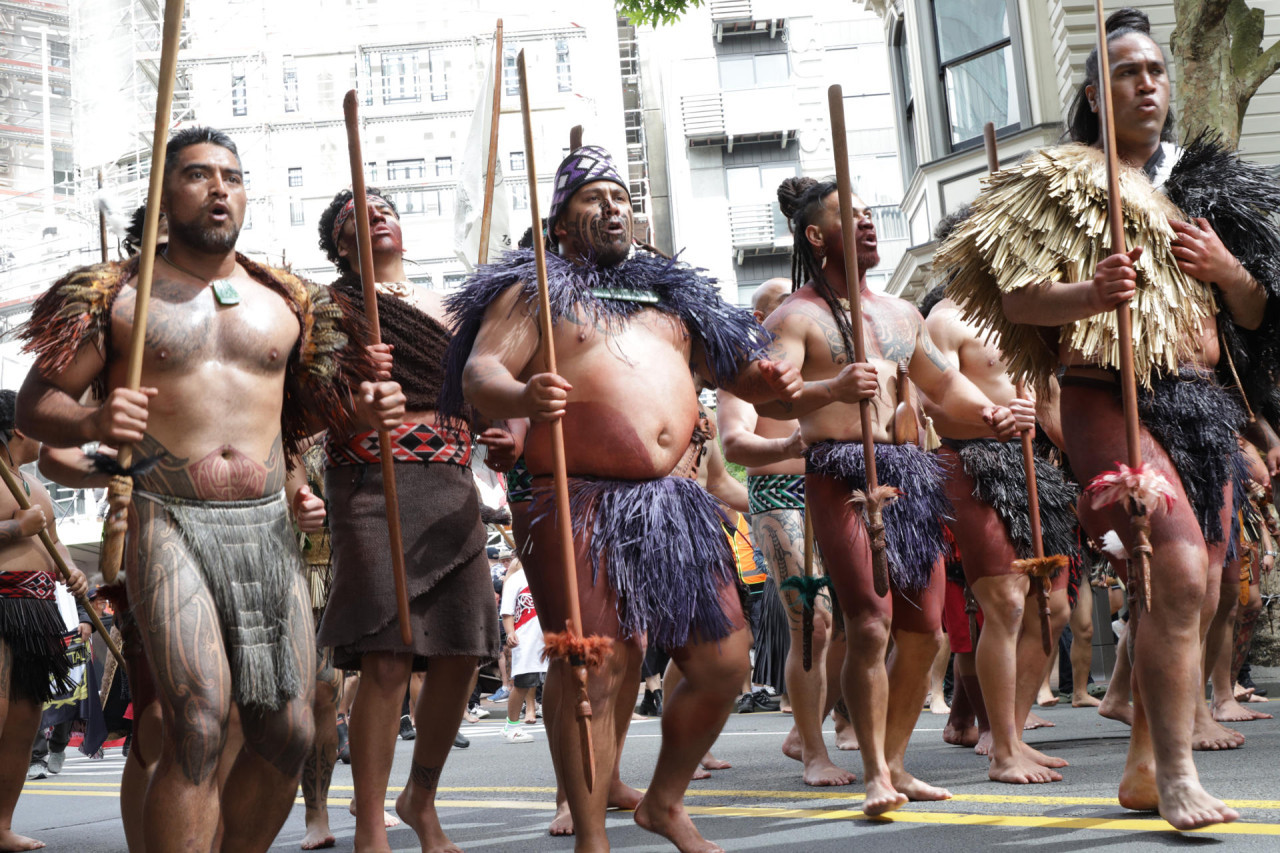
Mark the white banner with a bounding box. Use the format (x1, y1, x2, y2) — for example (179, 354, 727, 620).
(453, 36, 511, 272)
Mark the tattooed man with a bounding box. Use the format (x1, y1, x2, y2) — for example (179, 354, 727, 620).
(761, 177, 1023, 816)
(0, 390, 88, 852)
(440, 144, 801, 853)
(16, 126, 402, 852)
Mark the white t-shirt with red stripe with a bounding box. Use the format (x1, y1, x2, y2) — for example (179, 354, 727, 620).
(499, 568, 547, 677)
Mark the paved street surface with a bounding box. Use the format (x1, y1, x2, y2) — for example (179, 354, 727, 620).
(18, 698, 1280, 851)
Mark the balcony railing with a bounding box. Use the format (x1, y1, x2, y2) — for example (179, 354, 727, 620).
(681, 86, 797, 149)
(869, 205, 909, 242)
(729, 201, 791, 260)
(709, 0, 787, 39)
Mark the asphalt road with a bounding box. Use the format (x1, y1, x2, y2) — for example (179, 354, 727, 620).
(18, 697, 1280, 852)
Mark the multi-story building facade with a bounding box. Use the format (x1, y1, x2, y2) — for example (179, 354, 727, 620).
(865, 0, 1280, 302)
(638, 0, 911, 306)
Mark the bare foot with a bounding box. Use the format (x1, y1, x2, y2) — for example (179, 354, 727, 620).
(1233, 683, 1256, 701)
(942, 721, 979, 747)
(1036, 688, 1059, 707)
(1157, 777, 1239, 831)
(862, 774, 908, 817)
(833, 716, 859, 751)
(701, 752, 731, 770)
(1117, 757, 1158, 811)
(549, 801, 574, 836)
(1024, 712, 1054, 729)
(1020, 741, 1068, 769)
(988, 751, 1063, 784)
(927, 693, 951, 715)
(635, 794, 724, 853)
(780, 699, 793, 714)
(1192, 707, 1245, 750)
(395, 785, 462, 853)
(1098, 693, 1134, 726)
(1211, 698, 1273, 722)
(890, 770, 952, 802)
(691, 765, 712, 780)
(1072, 692, 1102, 708)
(782, 726, 803, 761)
(349, 800, 401, 828)
(300, 822, 336, 850)
(609, 780, 644, 811)
(1245, 692, 1271, 704)
(0, 830, 45, 851)
(974, 730, 992, 756)
(802, 756, 856, 787)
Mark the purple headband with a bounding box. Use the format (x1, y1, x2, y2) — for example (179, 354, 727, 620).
(545, 145, 629, 242)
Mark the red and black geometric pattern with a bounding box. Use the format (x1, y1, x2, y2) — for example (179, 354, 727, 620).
(325, 422, 473, 469)
(0, 570, 57, 600)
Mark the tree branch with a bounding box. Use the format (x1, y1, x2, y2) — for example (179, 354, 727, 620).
(1246, 36, 1280, 95)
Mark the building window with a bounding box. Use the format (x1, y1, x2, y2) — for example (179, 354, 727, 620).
(435, 156, 453, 176)
(556, 40, 572, 93)
(427, 48, 449, 102)
(444, 272, 468, 290)
(503, 48, 519, 97)
(387, 158, 425, 180)
(931, 0, 1020, 147)
(283, 60, 299, 112)
(893, 22, 918, 176)
(290, 200, 305, 226)
(359, 54, 374, 106)
(288, 167, 303, 187)
(52, 148, 73, 195)
(381, 51, 420, 103)
(725, 163, 797, 240)
(512, 184, 529, 210)
(365, 161, 377, 182)
(509, 151, 525, 172)
(424, 187, 454, 218)
(232, 65, 248, 116)
(717, 53, 788, 91)
(391, 190, 425, 214)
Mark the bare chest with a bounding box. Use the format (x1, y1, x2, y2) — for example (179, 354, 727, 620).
(553, 306, 692, 366)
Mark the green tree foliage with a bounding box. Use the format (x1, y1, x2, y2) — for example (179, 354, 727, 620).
(616, 0, 705, 27)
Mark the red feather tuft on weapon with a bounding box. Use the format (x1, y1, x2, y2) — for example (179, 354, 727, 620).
(1085, 463, 1177, 514)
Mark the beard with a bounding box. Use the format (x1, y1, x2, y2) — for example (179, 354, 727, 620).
(167, 214, 241, 254)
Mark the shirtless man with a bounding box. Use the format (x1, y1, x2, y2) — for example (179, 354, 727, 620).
(923, 276, 1076, 784)
(760, 177, 1022, 815)
(442, 144, 800, 852)
(718, 278, 854, 788)
(0, 390, 89, 853)
(16, 126, 402, 852)
(939, 8, 1277, 828)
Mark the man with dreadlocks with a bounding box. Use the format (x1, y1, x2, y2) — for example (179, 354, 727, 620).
(938, 7, 1280, 830)
(760, 176, 1024, 816)
(315, 186, 501, 853)
(922, 208, 1079, 785)
(440, 144, 801, 853)
(15, 126, 403, 851)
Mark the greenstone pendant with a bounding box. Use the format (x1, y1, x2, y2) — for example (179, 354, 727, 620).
(211, 278, 241, 305)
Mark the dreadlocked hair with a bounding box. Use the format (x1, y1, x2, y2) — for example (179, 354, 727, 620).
(777, 176, 858, 365)
(317, 187, 399, 274)
(1065, 7, 1176, 145)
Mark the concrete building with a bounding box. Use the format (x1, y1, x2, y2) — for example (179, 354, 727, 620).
(863, 0, 1280, 302)
(638, 0, 911, 306)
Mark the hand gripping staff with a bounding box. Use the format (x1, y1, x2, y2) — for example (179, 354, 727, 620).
(983, 123, 1065, 655)
(1080, 1, 1177, 612)
(828, 84, 896, 597)
(97, 0, 185, 583)
(343, 90, 413, 647)
(516, 50, 612, 793)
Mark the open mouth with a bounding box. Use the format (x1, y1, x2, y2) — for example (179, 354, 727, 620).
(208, 202, 230, 222)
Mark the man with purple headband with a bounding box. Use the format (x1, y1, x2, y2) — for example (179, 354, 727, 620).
(440, 145, 802, 853)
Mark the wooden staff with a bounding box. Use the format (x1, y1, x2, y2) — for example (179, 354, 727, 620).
(342, 90, 413, 647)
(477, 20, 504, 266)
(569, 125, 583, 152)
(97, 0, 185, 583)
(0, 453, 124, 669)
(97, 170, 108, 264)
(517, 49, 606, 793)
(828, 84, 893, 597)
(801, 504, 816, 670)
(984, 123, 1063, 655)
(1094, 0, 1154, 610)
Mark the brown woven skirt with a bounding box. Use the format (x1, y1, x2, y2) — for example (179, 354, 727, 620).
(317, 460, 499, 670)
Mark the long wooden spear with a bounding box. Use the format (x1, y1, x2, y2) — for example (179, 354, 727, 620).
(476, 20, 503, 267)
(517, 49, 609, 793)
(98, 0, 186, 583)
(983, 123, 1064, 655)
(97, 170, 108, 264)
(342, 91, 413, 647)
(828, 84, 894, 597)
(0, 453, 124, 669)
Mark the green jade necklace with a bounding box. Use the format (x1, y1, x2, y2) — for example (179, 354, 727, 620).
(161, 252, 241, 305)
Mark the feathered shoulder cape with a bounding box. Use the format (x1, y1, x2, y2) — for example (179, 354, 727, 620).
(21, 253, 376, 462)
(438, 248, 770, 422)
(937, 142, 1213, 392)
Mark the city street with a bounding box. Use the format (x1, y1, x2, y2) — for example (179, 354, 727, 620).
(18, 696, 1280, 852)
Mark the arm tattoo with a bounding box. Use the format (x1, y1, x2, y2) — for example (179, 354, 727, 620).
(411, 762, 442, 792)
(916, 323, 951, 373)
(0, 520, 24, 546)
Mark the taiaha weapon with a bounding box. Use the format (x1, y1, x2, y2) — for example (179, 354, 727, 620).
(342, 90, 413, 647)
(828, 84, 896, 598)
(1080, 0, 1176, 612)
(569, 125, 584, 152)
(0, 452, 124, 669)
(780, 501, 830, 672)
(983, 123, 1065, 655)
(517, 49, 611, 793)
(97, 170, 108, 264)
(97, 0, 186, 583)
(476, 20, 504, 267)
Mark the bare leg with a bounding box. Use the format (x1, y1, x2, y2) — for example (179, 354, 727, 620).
(395, 655, 477, 853)
(506, 684, 532, 728)
(926, 643, 951, 715)
(1098, 620, 1134, 725)
(1210, 566, 1271, 722)
(349, 652, 412, 853)
(1070, 583, 1100, 707)
(1193, 570, 1246, 748)
(302, 648, 340, 850)
(1011, 586, 1069, 770)
(0, 640, 45, 852)
(883, 621, 952, 801)
(943, 652, 980, 747)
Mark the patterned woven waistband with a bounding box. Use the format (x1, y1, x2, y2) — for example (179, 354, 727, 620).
(326, 423, 472, 468)
(507, 456, 534, 504)
(0, 570, 57, 601)
(747, 473, 805, 513)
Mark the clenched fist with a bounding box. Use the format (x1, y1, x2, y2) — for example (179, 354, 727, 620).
(91, 387, 157, 444)
(522, 373, 572, 422)
(829, 362, 879, 404)
(982, 405, 1019, 442)
(1088, 247, 1142, 314)
(357, 381, 406, 431)
(15, 505, 47, 537)
(292, 485, 327, 534)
